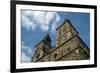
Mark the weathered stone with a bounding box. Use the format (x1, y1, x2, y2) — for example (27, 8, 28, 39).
(32, 19, 90, 62)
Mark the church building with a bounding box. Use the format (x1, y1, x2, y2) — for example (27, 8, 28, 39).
(31, 19, 90, 62)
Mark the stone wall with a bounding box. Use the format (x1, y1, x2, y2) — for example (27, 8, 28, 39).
(37, 36, 89, 62)
(32, 19, 90, 62)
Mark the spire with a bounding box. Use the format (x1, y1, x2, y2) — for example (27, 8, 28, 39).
(42, 33, 51, 46)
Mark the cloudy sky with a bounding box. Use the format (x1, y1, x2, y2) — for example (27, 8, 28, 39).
(21, 10, 90, 63)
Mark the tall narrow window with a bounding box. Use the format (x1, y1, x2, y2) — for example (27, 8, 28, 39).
(36, 53, 40, 59)
(54, 54, 57, 59)
(67, 31, 72, 40)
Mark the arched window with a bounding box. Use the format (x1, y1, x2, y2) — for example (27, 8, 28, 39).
(54, 54, 57, 59)
(36, 53, 40, 59)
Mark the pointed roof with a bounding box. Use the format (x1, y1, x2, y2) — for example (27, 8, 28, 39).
(43, 33, 51, 42)
(56, 18, 79, 34)
(34, 33, 51, 48)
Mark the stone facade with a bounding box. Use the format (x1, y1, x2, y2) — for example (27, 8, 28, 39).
(31, 19, 90, 62)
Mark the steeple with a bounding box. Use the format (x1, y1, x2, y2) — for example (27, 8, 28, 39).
(42, 33, 51, 46)
(32, 34, 52, 62)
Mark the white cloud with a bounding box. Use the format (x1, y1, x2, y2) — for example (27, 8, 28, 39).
(22, 10, 61, 32)
(22, 11, 36, 30)
(22, 51, 31, 63)
(50, 13, 60, 33)
(21, 41, 33, 63)
(33, 11, 46, 25)
(22, 41, 32, 54)
(45, 12, 56, 24)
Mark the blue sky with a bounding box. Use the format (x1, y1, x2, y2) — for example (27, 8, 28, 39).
(21, 10, 90, 63)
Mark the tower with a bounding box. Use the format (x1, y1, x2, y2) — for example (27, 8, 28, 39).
(55, 19, 90, 60)
(56, 19, 78, 47)
(32, 34, 52, 62)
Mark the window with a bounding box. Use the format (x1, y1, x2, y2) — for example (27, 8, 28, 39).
(67, 31, 72, 40)
(54, 54, 57, 59)
(67, 48, 70, 52)
(62, 34, 67, 43)
(36, 53, 40, 59)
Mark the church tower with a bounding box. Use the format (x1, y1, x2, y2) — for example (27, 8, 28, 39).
(32, 34, 52, 62)
(56, 19, 78, 47)
(55, 19, 90, 61)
